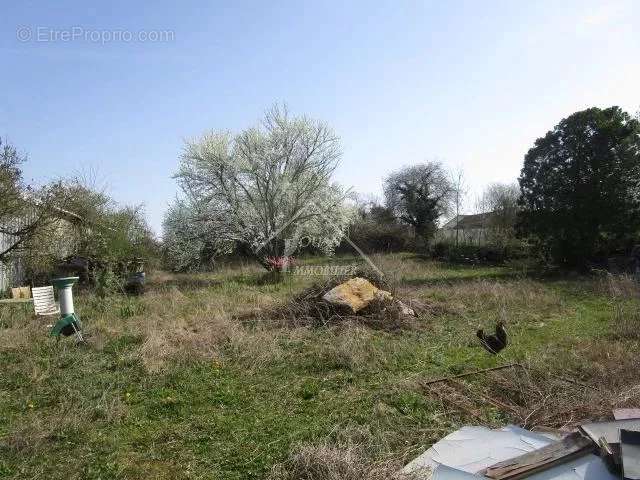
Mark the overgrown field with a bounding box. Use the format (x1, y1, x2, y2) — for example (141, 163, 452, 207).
(1, 254, 639, 479)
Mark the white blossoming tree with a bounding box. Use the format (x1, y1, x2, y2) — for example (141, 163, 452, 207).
(167, 105, 353, 270)
(162, 198, 234, 272)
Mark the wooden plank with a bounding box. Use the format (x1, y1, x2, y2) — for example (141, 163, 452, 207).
(11, 286, 30, 299)
(531, 426, 574, 437)
(615, 409, 640, 420)
(0, 297, 33, 304)
(483, 432, 594, 480)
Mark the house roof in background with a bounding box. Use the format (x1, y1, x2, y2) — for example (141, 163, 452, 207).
(442, 212, 494, 230)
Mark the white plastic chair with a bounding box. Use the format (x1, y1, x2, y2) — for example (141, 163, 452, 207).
(32, 286, 60, 316)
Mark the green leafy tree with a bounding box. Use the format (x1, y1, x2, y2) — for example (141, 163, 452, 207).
(518, 106, 640, 266)
(37, 179, 159, 281)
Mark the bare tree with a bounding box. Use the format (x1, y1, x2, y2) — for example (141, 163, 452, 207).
(173, 105, 352, 269)
(451, 167, 467, 247)
(384, 162, 454, 242)
(485, 183, 519, 225)
(0, 138, 56, 262)
(480, 182, 520, 245)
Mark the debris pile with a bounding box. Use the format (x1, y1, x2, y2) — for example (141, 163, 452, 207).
(258, 270, 421, 330)
(420, 363, 622, 429)
(403, 410, 640, 480)
(322, 277, 415, 316)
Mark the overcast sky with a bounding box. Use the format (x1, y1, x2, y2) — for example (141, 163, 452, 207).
(2, 0, 639, 234)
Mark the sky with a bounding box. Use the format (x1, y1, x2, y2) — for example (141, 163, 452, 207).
(1, 0, 639, 235)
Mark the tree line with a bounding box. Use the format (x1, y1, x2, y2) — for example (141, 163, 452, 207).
(0, 141, 157, 290)
(2, 104, 638, 286)
(164, 105, 640, 270)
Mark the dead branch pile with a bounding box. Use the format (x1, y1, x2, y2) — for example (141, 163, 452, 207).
(421, 361, 640, 430)
(242, 267, 424, 331)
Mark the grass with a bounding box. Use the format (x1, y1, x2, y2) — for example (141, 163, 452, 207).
(1, 254, 639, 479)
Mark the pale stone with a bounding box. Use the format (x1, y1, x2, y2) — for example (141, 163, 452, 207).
(322, 277, 392, 313)
(396, 300, 416, 317)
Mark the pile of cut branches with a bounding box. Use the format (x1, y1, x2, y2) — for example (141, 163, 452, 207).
(421, 361, 640, 429)
(242, 266, 425, 331)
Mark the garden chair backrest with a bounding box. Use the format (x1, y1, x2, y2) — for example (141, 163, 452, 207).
(32, 286, 60, 316)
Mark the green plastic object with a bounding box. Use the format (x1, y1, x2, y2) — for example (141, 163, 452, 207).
(51, 276, 79, 289)
(50, 313, 82, 337)
(49, 276, 82, 339)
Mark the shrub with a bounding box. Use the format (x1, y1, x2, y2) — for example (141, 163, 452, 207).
(337, 220, 414, 254)
(22, 180, 160, 292)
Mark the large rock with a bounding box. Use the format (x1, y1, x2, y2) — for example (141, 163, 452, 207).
(322, 277, 393, 313)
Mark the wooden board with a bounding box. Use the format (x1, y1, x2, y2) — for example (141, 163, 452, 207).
(483, 432, 594, 480)
(0, 298, 33, 304)
(615, 409, 640, 420)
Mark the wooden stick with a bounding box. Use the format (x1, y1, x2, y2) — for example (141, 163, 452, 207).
(448, 378, 523, 416)
(422, 363, 522, 386)
(552, 374, 596, 390)
(428, 383, 486, 421)
(484, 431, 594, 480)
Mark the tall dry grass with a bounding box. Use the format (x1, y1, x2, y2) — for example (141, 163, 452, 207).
(129, 280, 289, 372)
(604, 273, 640, 300)
(268, 426, 417, 480)
(602, 273, 640, 340)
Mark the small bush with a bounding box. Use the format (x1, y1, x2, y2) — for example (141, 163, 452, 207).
(338, 221, 414, 254)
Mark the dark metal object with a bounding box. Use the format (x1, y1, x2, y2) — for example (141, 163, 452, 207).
(124, 271, 145, 295)
(621, 429, 640, 480)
